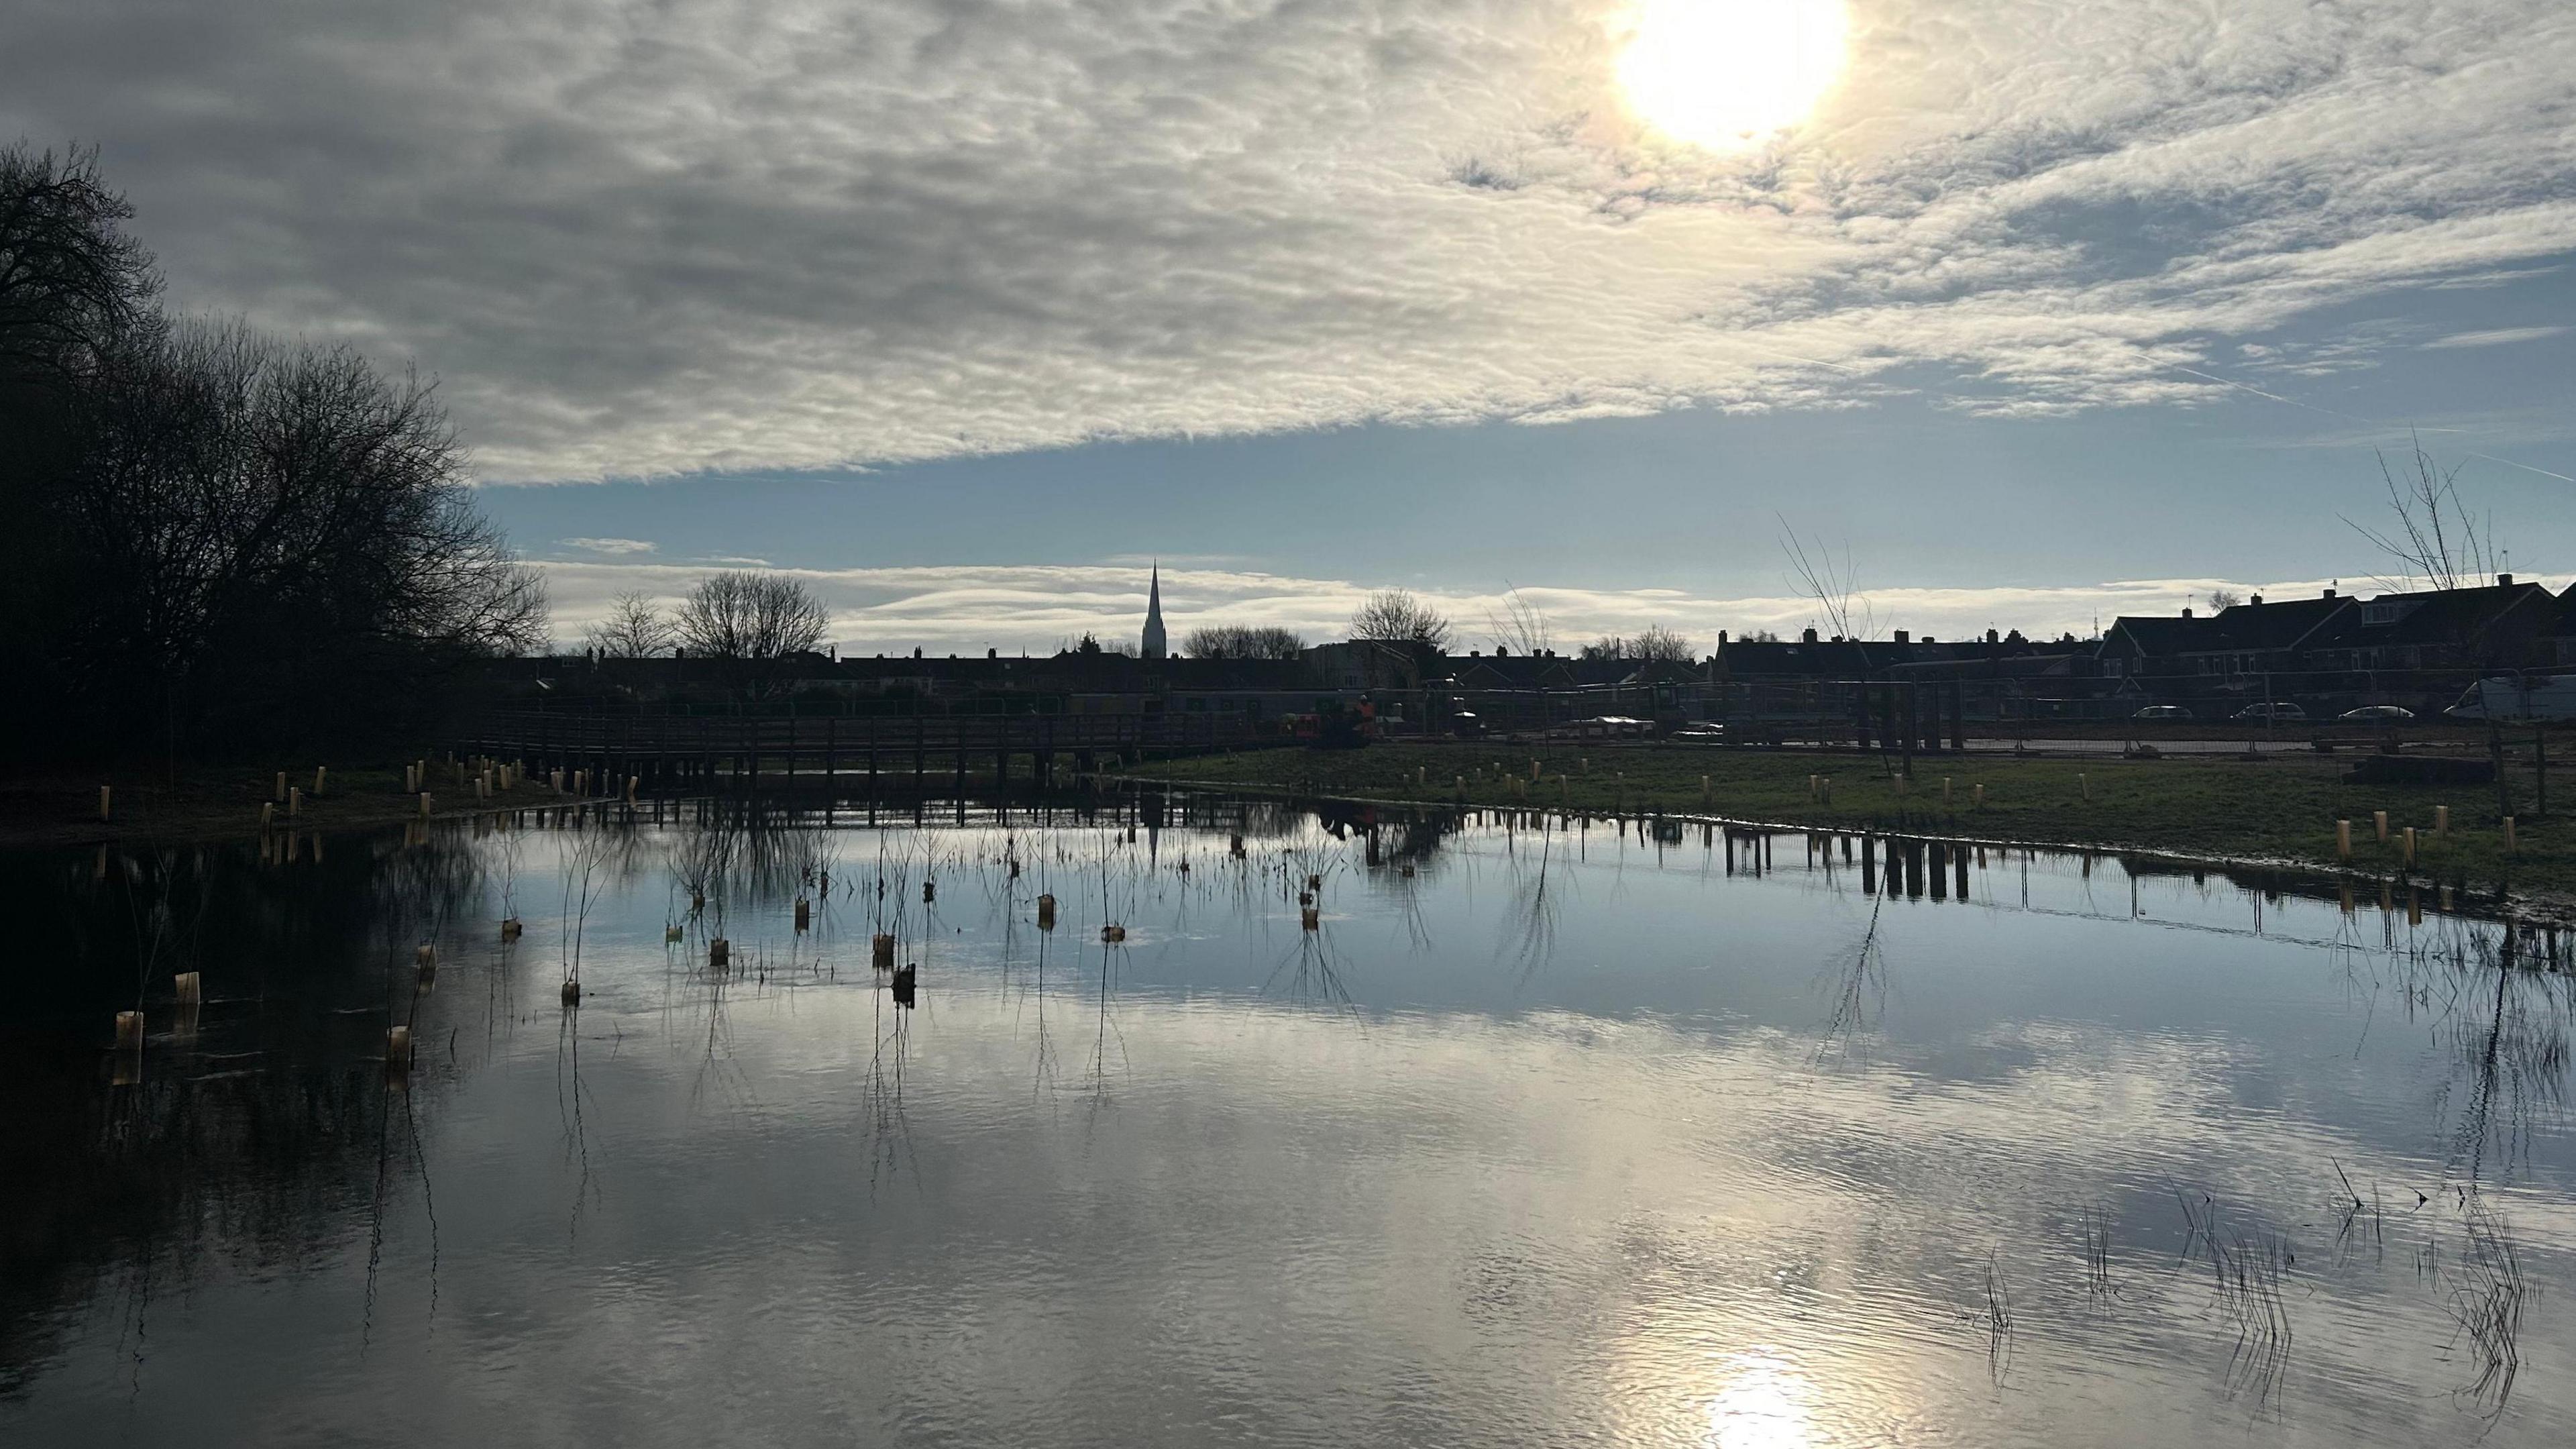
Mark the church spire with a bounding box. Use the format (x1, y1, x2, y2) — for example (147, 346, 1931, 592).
(1141, 561, 1167, 659)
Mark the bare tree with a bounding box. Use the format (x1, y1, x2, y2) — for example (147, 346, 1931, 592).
(584, 590, 676, 659)
(1349, 588, 1452, 651)
(2205, 588, 2243, 612)
(1183, 625, 1305, 659)
(1487, 585, 1554, 655)
(2345, 437, 2503, 592)
(1778, 518, 1876, 645)
(0, 142, 161, 388)
(2, 145, 546, 753)
(1579, 629, 1690, 663)
(1631, 624, 1693, 662)
(48, 319, 546, 742)
(676, 570, 828, 696)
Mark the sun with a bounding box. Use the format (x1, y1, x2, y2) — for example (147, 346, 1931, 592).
(1616, 0, 1851, 152)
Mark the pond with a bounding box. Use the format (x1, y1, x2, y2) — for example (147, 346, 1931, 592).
(3, 794, 2573, 1447)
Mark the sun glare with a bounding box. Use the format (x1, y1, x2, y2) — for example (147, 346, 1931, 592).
(1702, 1353, 1819, 1449)
(1617, 0, 1851, 152)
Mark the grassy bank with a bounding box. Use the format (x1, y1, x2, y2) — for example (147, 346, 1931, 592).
(1126, 741, 2573, 908)
(1, 759, 557, 850)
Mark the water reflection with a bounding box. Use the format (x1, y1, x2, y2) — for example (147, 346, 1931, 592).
(4, 797, 2575, 1446)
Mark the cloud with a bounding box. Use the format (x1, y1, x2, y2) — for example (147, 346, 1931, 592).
(556, 537, 658, 555)
(7, 1, 2573, 481)
(2422, 326, 2569, 350)
(535, 559, 2576, 656)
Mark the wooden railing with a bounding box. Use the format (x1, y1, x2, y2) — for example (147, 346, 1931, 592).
(451, 708, 1273, 792)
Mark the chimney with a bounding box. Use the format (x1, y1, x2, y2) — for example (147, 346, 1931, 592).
(2500, 572, 2514, 587)
(1893, 629, 1911, 646)
(2322, 588, 2335, 598)
(1985, 628, 1999, 645)
(1801, 627, 1817, 644)
(2249, 594, 2263, 606)
(2182, 607, 2194, 619)
(1717, 630, 1729, 647)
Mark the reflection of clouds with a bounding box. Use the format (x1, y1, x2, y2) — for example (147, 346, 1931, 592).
(38, 811, 2576, 1444)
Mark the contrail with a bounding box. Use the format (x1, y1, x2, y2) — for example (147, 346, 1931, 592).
(2467, 451, 2575, 483)
(2165, 365, 2464, 433)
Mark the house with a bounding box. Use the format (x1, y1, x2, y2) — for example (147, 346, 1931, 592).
(2097, 591, 2353, 684)
(2302, 576, 2565, 674)
(1717, 629, 1923, 680)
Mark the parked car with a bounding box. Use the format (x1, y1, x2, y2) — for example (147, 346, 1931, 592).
(2445, 674, 2576, 722)
(2231, 702, 2308, 722)
(2339, 705, 2415, 722)
(2132, 704, 2192, 720)
(1670, 721, 1727, 743)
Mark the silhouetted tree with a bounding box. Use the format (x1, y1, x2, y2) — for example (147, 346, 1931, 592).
(1, 142, 547, 755)
(1349, 588, 1451, 650)
(675, 570, 827, 696)
(48, 319, 547, 743)
(0, 142, 159, 388)
(1582, 627, 1690, 663)
(1183, 625, 1305, 659)
(1632, 624, 1693, 662)
(584, 590, 676, 659)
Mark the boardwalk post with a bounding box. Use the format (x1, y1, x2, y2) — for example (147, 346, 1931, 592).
(1900, 686, 1916, 777)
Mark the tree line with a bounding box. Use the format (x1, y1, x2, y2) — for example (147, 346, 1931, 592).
(1, 144, 545, 757)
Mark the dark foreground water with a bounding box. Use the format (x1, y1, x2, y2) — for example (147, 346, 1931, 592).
(4, 795, 2573, 1447)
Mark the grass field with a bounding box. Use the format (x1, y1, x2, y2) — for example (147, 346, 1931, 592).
(1127, 740, 2574, 912)
(1, 759, 561, 849)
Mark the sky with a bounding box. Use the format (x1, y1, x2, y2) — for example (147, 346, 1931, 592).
(7, 0, 2572, 653)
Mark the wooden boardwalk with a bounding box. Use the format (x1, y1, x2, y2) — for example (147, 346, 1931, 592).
(451, 708, 1270, 794)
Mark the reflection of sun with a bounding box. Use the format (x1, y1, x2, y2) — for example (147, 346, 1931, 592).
(1704, 1352, 1817, 1449)
(1616, 0, 1851, 152)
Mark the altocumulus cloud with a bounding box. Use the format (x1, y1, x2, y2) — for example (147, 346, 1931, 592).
(7, 0, 2573, 480)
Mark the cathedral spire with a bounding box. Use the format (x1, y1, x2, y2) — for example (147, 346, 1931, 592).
(1141, 561, 1167, 659)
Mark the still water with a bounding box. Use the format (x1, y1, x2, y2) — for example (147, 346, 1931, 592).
(3, 795, 2572, 1446)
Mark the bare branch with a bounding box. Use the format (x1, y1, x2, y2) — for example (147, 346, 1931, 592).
(1349, 588, 1452, 650)
(1486, 585, 1553, 655)
(584, 590, 677, 659)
